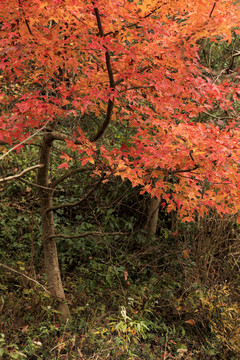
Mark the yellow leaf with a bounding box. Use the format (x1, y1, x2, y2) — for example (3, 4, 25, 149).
(88, 157, 95, 164)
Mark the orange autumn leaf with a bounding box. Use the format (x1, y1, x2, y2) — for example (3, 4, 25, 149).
(183, 249, 190, 259)
(185, 319, 196, 326)
(0, 0, 240, 220)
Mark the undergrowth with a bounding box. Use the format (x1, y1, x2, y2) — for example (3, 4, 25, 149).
(1, 178, 240, 359)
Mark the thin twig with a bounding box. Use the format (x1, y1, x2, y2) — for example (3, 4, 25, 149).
(104, 3, 166, 37)
(52, 167, 92, 189)
(0, 263, 50, 294)
(209, 1, 216, 18)
(169, 164, 200, 175)
(203, 111, 233, 119)
(118, 85, 153, 93)
(19, 177, 59, 191)
(0, 121, 49, 161)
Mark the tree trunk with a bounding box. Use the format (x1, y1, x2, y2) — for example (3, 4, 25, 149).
(37, 133, 70, 321)
(145, 197, 160, 238)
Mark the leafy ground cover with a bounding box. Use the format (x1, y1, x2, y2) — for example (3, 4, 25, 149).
(1, 175, 240, 359)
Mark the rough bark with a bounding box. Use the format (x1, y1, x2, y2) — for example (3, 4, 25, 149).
(37, 133, 70, 321)
(145, 197, 160, 238)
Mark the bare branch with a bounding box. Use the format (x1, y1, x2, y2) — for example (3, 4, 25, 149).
(0, 121, 50, 162)
(52, 167, 93, 189)
(47, 131, 75, 142)
(20, 177, 58, 191)
(209, 1, 216, 18)
(45, 174, 105, 213)
(0, 263, 50, 294)
(0, 164, 44, 183)
(203, 111, 233, 119)
(49, 231, 129, 239)
(233, 51, 240, 58)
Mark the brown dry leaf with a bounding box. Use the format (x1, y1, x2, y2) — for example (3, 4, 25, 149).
(183, 249, 190, 259)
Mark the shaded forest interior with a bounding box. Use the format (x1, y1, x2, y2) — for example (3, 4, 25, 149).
(1, 160, 240, 359)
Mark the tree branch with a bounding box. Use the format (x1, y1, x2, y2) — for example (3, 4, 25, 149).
(45, 174, 105, 213)
(169, 164, 200, 175)
(232, 51, 240, 58)
(51, 166, 93, 188)
(0, 164, 44, 183)
(91, 6, 115, 142)
(203, 111, 233, 119)
(104, 3, 166, 37)
(90, 99, 114, 142)
(209, 1, 216, 18)
(0, 121, 49, 162)
(49, 231, 129, 239)
(94, 7, 114, 87)
(20, 177, 59, 191)
(119, 85, 153, 94)
(0, 263, 50, 294)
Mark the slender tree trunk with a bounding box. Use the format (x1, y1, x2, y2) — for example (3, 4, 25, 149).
(37, 133, 70, 321)
(145, 197, 160, 238)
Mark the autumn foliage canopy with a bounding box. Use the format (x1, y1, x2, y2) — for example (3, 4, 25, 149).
(1, 0, 240, 221)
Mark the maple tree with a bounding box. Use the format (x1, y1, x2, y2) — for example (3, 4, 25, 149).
(1, 0, 240, 318)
